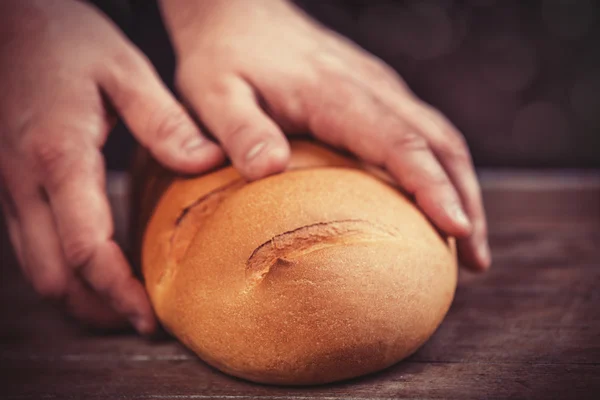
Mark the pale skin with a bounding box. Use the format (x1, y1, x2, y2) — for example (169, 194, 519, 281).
(0, 0, 490, 334)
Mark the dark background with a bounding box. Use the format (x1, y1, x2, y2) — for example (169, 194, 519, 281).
(95, 0, 600, 170)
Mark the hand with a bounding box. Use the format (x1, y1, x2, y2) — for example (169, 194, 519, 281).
(159, 0, 491, 270)
(0, 0, 224, 333)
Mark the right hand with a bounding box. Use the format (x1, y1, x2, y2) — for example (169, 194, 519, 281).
(160, 0, 490, 271)
(0, 0, 224, 333)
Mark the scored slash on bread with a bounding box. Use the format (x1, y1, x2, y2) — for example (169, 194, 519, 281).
(245, 219, 399, 286)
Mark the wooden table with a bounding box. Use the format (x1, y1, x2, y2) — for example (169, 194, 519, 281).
(1, 171, 599, 399)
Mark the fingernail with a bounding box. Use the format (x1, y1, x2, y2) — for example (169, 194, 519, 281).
(245, 141, 267, 161)
(183, 136, 205, 154)
(450, 204, 471, 231)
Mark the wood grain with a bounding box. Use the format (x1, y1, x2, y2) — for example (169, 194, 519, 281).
(1, 170, 599, 399)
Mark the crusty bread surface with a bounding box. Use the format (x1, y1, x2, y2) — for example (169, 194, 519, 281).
(139, 140, 457, 385)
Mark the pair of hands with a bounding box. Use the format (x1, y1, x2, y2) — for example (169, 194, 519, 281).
(0, 0, 490, 334)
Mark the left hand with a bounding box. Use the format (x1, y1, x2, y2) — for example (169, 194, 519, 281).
(0, 0, 224, 333)
(158, 0, 490, 271)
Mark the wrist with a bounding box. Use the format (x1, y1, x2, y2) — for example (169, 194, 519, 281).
(158, 0, 250, 33)
(158, 0, 293, 54)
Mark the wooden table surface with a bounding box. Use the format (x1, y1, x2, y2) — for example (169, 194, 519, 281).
(1, 170, 599, 399)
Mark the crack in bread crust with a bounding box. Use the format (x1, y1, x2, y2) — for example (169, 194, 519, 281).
(170, 179, 246, 262)
(245, 219, 398, 285)
(157, 179, 246, 285)
(174, 179, 246, 226)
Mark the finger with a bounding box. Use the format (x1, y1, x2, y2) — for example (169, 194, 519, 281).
(97, 46, 224, 174)
(306, 78, 472, 237)
(5, 188, 128, 328)
(335, 52, 491, 270)
(64, 276, 129, 330)
(33, 138, 156, 334)
(352, 67, 490, 270)
(8, 182, 70, 301)
(5, 174, 134, 329)
(4, 181, 128, 328)
(413, 108, 490, 271)
(180, 75, 290, 180)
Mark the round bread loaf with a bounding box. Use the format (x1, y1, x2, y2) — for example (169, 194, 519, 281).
(139, 140, 457, 385)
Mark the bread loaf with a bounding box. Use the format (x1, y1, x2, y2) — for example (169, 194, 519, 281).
(137, 140, 457, 385)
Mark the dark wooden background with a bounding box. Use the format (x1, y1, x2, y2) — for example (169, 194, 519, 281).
(1, 171, 599, 399)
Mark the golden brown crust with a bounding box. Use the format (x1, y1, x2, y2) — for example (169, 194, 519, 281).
(137, 140, 457, 385)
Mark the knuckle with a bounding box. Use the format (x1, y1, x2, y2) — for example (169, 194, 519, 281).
(107, 48, 154, 108)
(203, 76, 235, 101)
(288, 69, 320, 110)
(28, 135, 94, 191)
(30, 137, 78, 184)
(426, 173, 453, 190)
(305, 53, 351, 93)
(297, 66, 321, 93)
(389, 131, 430, 153)
(174, 60, 208, 95)
(62, 233, 97, 268)
(416, 167, 450, 190)
(422, 107, 473, 164)
(223, 121, 254, 145)
(306, 78, 354, 124)
(438, 133, 472, 165)
(149, 106, 190, 144)
(186, 74, 242, 116)
(112, 47, 150, 77)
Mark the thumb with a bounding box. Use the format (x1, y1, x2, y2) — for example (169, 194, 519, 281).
(98, 47, 224, 174)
